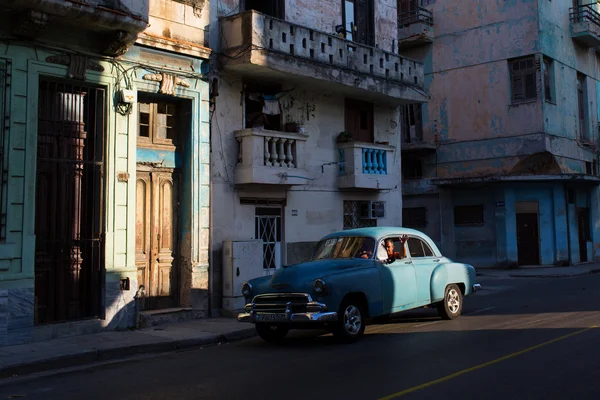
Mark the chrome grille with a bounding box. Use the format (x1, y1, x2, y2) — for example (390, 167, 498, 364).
(252, 293, 310, 314)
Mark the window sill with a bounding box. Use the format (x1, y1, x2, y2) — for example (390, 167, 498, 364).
(544, 100, 557, 105)
(509, 99, 538, 107)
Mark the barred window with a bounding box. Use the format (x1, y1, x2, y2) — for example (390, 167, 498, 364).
(0, 59, 9, 241)
(343, 200, 377, 230)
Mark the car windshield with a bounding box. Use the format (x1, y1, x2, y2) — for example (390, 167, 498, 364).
(311, 236, 376, 260)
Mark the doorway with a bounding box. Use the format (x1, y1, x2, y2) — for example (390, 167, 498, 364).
(342, 0, 375, 46)
(135, 94, 186, 310)
(515, 201, 540, 266)
(577, 207, 590, 262)
(34, 78, 105, 324)
(255, 207, 283, 271)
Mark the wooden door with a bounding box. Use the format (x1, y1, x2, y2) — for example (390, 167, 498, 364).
(516, 213, 540, 266)
(345, 98, 374, 143)
(354, 0, 374, 46)
(135, 169, 180, 310)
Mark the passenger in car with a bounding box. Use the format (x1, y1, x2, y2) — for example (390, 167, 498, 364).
(384, 235, 408, 261)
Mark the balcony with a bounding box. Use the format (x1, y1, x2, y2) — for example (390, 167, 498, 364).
(570, 3, 600, 48)
(219, 10, 427, 105)
(0, 0, 149, 56)
(338, 141, 397, 190)
(234, 128, 310, 186)
(398, 7, 434, 49)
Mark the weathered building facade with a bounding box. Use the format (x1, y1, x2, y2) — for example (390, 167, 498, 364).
(400, 0, 600, 267)
(209, 0, 428, 312)
(0, 0, 211, 346)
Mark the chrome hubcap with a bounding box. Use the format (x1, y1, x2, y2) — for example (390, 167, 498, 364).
(447, 289, 460, 314)
(344, 305, 362, 335)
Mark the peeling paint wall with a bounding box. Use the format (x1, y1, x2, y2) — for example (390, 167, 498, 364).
(400, 0, 600, 266)
(139, 0, 211, 55)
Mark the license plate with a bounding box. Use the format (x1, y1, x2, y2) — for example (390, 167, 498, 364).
(255, 313, 287, 323)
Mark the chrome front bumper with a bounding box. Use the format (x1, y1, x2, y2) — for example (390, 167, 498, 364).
(472, 283, 482, 292)
(238, 296, 338, 324)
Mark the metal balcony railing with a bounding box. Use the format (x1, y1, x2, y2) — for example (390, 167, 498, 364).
(570, 3, 600, 27)
(398, 6, 433, 28)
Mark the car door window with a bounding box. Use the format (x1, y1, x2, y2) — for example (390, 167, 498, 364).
(407, 237, 434, 258)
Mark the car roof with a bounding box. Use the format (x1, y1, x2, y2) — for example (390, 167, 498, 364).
(321, 226, 426, 240)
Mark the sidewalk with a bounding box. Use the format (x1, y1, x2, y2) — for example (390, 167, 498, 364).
(0, 317, 256, 381)
(476, 261, 600, 279)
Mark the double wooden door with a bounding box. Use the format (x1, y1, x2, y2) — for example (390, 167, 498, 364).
(135, 168, 180, 310)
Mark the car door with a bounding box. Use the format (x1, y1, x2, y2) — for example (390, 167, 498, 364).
(376, 236, 417, 313)
(407, 236, 439, 303)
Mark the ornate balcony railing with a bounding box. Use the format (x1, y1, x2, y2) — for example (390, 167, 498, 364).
(234, 128, 310, 186)
(338, 141, 396, 190)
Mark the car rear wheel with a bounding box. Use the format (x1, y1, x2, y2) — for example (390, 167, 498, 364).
(438, 284, 463, 320)
(255, 323, 290, 343)
(333, 297, 366, 343)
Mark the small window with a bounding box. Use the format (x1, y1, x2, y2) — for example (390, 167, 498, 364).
(543, 57, 554, 103)
(407, 237, 434, 258)
(454, 205, 484, 226)
(509, 56, 537, 103)
(401, 104, 423, 143)
(137, 93, 182, 148)
(403, 207, 427, 227)
(343, 200, 377, 229)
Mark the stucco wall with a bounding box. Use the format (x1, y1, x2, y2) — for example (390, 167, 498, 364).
(211, 72, 404, 308)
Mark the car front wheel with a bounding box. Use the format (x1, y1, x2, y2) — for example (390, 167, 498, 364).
(438, 284, 463, 320)
(255, 323, 289, 343)
(333, 297, 366, 343)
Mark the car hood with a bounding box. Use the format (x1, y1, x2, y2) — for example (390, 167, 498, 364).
(255, 259, 370, 293)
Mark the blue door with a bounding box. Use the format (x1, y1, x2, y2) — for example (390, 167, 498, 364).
(376, 237, 417, 313)
(407, 236, 438, 303)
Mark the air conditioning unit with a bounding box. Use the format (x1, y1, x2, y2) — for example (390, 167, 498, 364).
(359, 201, 385, 219)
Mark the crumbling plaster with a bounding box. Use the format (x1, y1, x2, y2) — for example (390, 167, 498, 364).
(399, 0, 600, 181)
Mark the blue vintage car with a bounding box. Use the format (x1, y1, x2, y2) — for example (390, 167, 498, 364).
(238, 227, 481, 343)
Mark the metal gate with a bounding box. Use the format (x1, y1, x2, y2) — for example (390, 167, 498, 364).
(34, 78, 105, 325)
(255, 207, 282, 270)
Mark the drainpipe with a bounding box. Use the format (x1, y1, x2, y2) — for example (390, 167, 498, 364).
(6, 0, 148, 35)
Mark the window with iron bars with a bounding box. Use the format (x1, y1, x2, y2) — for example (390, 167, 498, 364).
(343, 200, 377, 230)
(0, 59, 10, 242)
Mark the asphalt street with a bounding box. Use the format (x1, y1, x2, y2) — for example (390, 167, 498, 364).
(1, 273, 599, 400)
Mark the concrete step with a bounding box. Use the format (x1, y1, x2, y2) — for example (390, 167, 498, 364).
(138, 307, 194, 329)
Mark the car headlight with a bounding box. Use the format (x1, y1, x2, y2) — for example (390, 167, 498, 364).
(313, 279, 326, 294)
(241, 282, 252, 297)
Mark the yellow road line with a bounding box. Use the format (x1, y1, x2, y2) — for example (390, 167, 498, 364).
(378, 325, 597, 400)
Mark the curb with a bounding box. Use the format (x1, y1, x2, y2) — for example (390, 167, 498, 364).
(0, 327, 257, 380)
(477, 268, 600, 279)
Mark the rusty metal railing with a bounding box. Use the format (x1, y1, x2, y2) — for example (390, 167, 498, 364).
(570, 3, 600, 26)
(398, 6, 433, 28)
